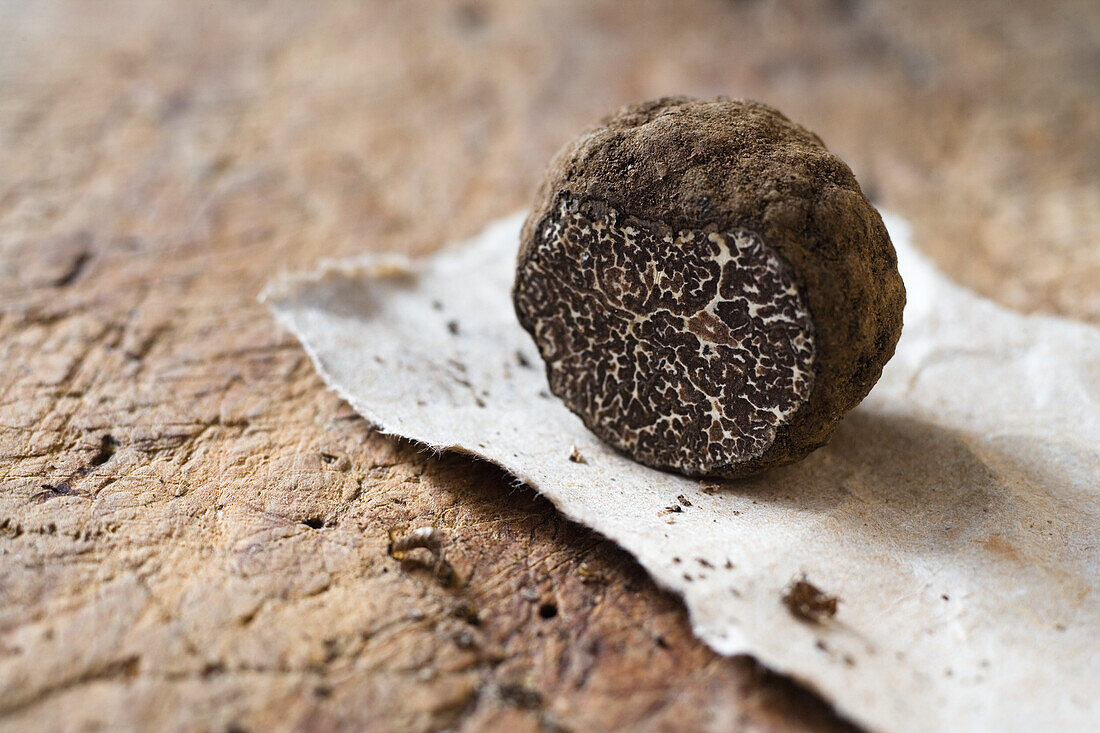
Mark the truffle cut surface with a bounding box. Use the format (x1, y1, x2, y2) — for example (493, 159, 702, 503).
(515, 195, 815, 475)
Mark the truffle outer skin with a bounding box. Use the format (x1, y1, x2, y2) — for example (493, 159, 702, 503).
(514, 97, 906, 478)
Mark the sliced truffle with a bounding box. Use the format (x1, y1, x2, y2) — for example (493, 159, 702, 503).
(513, 97, 905, 478)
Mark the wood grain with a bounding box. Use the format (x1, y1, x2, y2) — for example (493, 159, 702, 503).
(1, 1, 1095, 730)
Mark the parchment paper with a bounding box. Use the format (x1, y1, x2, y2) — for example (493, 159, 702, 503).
(262, 214, 1099, 733)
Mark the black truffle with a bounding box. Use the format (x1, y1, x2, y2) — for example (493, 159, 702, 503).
(513, 97, 905, 478)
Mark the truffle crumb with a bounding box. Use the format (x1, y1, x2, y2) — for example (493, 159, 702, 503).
(388, 526, 454, 583)
(568, 445, 586, 463)
(783, 576, 839, 623)
(388, 526, 444, 559)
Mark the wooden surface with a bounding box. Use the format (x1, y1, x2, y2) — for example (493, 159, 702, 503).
(1, 1, 1096, 731)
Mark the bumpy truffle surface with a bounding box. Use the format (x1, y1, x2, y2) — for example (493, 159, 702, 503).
(514, 97, 905, 478)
